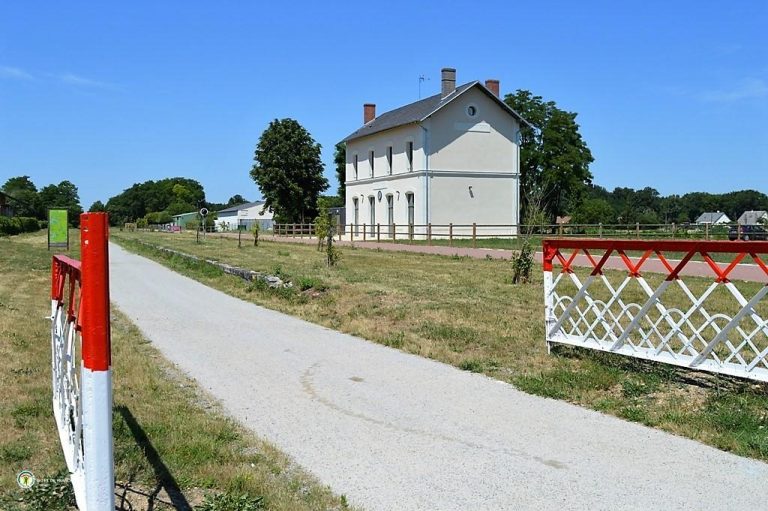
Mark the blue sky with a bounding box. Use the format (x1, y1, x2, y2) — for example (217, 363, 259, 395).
(1, 1, 766, 209)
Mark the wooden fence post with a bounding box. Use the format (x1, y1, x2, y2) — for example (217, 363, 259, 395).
(428, 223, 432, 245)
(472, 223, 477, 248)
(598, 222, 603, 239)
(449, 223, 453, 247)
(363, 224, 366, 242)
(393, 223, 397, 241)
(377, 223, 380, 243)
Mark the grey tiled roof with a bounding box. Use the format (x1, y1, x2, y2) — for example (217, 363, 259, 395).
(342, 81, 529, 143)
(695, 211, 729, 224)
(217, 201, 265, 215)
(737, 210, 768, 225)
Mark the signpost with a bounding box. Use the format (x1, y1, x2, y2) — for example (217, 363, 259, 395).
(48, 209, 69, 250)
(197, 207, 208, 243)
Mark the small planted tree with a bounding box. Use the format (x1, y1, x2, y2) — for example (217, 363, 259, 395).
(314, 206, 331, 252)
(326, 222, 341, 267)
(251, 222, 260, 247)
(512, 187, 547, 284)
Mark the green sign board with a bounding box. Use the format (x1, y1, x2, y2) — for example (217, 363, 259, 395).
(48, 209, 69, 250)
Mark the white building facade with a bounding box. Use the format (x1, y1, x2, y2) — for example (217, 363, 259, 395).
(343, 68, 527, 239)
(216, 201, 274, 231)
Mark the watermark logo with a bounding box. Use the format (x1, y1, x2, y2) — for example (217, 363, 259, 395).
(17, 470, 36, 489)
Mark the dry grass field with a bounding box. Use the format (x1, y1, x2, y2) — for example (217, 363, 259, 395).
(114, 230, 768, 463)
(0, 231, 354, 511)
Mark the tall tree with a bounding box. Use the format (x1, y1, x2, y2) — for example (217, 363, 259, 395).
(227, 194, 249, 206)
(572, 198, 615, 224)
(39, 180, 84, 226)
(250, 119, 329, 223)
(334, 142, 346, 201)
(504, 90, 594, 220)
(89, 200, 106, 212)
(1, 175, 41, 217)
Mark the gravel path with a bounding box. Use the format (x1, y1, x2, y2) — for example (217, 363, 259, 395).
(109, 243, 768, 511)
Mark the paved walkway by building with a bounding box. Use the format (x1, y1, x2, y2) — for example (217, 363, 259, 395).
(110, 243, 768, 511)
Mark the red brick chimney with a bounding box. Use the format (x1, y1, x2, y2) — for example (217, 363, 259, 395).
(485, 79, 500, 98)
(364, 103, 376, 124)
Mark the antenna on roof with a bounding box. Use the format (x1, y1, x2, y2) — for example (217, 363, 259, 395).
(418, 75, 430, 99)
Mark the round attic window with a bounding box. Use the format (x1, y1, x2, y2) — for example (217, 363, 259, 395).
(467, 105, 477, 117)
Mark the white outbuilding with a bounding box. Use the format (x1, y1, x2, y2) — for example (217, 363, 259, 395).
(695, 211, 731, 225)
(737, 210, 768, 226)
(215, 201, 274, 231)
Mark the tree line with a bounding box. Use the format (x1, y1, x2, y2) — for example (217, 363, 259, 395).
(1, 176, 84, 226)
(573, 186, 768, 225)
(102, 177, 255, 226)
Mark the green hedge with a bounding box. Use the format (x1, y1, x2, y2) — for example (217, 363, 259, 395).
(0, 216, 41, 236)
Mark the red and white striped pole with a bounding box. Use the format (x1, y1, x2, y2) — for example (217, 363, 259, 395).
(542, 240, 557, 354)
(79, 212, 114, 509)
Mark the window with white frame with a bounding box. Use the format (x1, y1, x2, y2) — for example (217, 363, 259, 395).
(387, 194, 394, 236)
(353, 154, 358, 180)
(387, 146, 393, 175)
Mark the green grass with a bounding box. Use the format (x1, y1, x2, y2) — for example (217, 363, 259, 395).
(0, 231, 355, 510)
(112, 230, 768, 463)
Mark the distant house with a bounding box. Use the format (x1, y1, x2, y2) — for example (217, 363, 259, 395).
(737, 210, 768, 226)
(342, 67, 528, 238)
(216, 201, 274, 231)
(695, 211, 731, 225)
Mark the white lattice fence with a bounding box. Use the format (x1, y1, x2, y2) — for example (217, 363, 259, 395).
(543, 239, 768, 382)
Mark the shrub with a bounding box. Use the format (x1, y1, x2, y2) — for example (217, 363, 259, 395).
(0, 216, 41, 236)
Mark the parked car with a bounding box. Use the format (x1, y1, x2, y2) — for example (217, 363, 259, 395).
(728, 224, 768, 241)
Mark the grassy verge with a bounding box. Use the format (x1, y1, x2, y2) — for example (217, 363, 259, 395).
(0, 231, 354, 510)
(113, 230, 768, 462)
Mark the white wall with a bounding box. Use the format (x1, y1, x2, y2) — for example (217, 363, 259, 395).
(345, 174, 425, 238)
(429, 87, 519, 173)
(345, 123, 424, 183)
(430, 173, 518, 236)
(217, 203, 274, 231)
